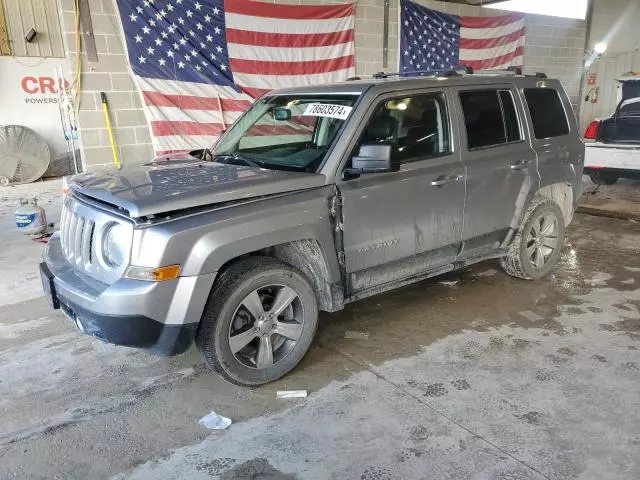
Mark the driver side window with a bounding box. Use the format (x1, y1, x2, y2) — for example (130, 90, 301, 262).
(356, 92, 451, 163)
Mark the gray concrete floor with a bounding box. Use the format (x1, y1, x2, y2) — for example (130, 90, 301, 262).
(0, 179, 639, 479)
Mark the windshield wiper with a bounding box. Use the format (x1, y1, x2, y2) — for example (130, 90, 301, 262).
(213, 154, 263, 169)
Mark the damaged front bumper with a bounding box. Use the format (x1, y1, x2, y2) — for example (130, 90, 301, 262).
(41, 233, 216, 355)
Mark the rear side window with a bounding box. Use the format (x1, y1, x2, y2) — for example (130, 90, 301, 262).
(460, 89, 522, 149)
(523, 88, 569, 139)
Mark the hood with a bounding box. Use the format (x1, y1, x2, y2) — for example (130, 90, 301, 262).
(68, 155, 326, 218)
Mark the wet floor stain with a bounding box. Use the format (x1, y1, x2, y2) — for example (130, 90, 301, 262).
(451, 379, 471, 390)
(220, 458, 295, 480)
(516, 411, 544, 426)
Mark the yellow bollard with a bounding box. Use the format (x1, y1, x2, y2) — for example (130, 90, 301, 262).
(101, 92, 122, 170)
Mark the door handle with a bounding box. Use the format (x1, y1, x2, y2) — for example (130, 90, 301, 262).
(510, 159, 530, 171)
(431, 174, 463, 187)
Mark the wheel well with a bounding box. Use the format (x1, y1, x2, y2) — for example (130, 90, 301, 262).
(535, 183, 574, 226)
(216, 240, 344, 313)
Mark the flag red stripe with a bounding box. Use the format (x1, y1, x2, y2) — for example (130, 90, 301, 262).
(230, 54, 355, 76)
(226, 28, 354, 48)
(460, 28, 526, 49)
(156, 149, 192, 156)
(224, 0, 354, 20)
(152, 121, 226, 137)
(239, 86, 271, 99)
(461, 46, 525, 70)
(461, 14, 523, 29)
(143, 91, 252, 111)
(152, 121, 311, 137)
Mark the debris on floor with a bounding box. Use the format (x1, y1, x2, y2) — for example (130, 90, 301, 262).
(344, 331, 369, 340)
(198, 411, 232, 430)
(518, 310, 543, 322)
(438, 280, 459, 287)
(474, 269, 498, 277)
(276, 390, 308, 399)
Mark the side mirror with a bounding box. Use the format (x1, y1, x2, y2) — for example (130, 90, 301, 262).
(347, 144, 398, 178)
(272, 107, 292, 121)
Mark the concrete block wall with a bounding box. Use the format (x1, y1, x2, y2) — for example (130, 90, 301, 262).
(58, 0, 154, 171)
(60, 0, 586, 171)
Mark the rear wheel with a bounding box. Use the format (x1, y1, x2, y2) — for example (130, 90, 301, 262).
(196, 257, 318, 386)
(589, 173, 618, 185)
(500, 199, 565, 280)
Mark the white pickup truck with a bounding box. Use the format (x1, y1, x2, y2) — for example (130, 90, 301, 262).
(584, 96, 640, 185)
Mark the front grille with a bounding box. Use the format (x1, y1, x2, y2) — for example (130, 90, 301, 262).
(60, 199, 96, 268)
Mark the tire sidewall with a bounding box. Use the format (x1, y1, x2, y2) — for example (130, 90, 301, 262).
(518, 201, 565, 279)
(209, 267, 318, 386)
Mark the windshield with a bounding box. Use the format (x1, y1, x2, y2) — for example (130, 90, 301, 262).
(212, 94, 359, 172)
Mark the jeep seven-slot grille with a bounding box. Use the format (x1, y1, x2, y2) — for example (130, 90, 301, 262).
(60, 200, 95, 268)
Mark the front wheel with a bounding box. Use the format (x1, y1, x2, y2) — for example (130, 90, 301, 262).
(500, 199, 565, 280)
(196, 257, 318, 386)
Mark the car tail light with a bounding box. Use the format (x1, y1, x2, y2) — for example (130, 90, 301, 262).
(584, 121, 600, 140)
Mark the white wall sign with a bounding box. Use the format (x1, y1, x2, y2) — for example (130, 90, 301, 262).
(0, 57, 71, 158)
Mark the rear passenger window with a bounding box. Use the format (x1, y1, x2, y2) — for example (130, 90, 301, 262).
(523, 88, 569, 139)
(460, 90, 505, 149)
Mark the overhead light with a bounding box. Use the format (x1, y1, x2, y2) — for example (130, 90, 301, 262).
(593, 42, 608, 55)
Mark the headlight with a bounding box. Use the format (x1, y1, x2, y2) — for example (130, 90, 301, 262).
(102, 223, 129, 267)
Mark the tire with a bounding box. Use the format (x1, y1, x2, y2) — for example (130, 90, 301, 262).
(500, 199, 565, 280)
(196, 256, 318, 386)
(589, 173, 618, 185)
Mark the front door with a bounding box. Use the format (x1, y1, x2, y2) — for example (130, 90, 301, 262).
(452, 86, 536, 256)
(337, 90, 466, 295)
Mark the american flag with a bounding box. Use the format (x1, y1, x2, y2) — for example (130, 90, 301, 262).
(115, 0, 356, 155)
(400, 0, 525, 75)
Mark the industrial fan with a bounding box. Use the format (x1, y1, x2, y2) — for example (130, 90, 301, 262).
(0, 125, 51, 185)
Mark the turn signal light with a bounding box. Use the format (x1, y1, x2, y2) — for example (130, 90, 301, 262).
(584, 120, 600, 140)
(125, 264, 181, 282)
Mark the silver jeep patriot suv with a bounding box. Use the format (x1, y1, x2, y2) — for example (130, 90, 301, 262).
(41, 72, 584, 385)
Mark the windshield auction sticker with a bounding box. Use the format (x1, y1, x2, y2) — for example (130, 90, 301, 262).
(303, 103, 352, 120)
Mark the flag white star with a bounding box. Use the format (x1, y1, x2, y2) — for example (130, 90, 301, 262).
(134, 34, 142, 43)
(149, 20, 155, 27)
(204, 14, 211, 22)
(213, 7, 220, 15)
(129, 13, 137, 22)
(196, 22, 203, 30)
(176, 0, 182, 4)
(147, 46, 155, 55)
(190, 48, 198, 57)
(173, 42, 179, 49)
(167, 4, 173, 12)
(214, 26, 221, 34)
(186, 10, 193, 17)
(195, 64, 202, 71)
(142, 26, 150, 34)
(220, 64, 227, 71)
(200, 41, 206, 48)
(136, 6, 143, 13)
(206, 34, 213, 42)
(155, 12, 161, 21)
(210, 52, 217, 59)
(178, 61, 185, 68)
(178, 17, 185, 25)
(201, 60, 207, 66)
(160, 9, 166, 17)
(179, 37, 187, 45)
(138, 55, 146, 63)
(155, 38, 162, 46)
(167, 50, 174, 57)
(184, 53, 191, 61)
(159, 58, 166, 66)
(194, 2, 202, 10)
(161, 31, 168, 39)
(168, 24, 176, 33)
(189, 30, 195, 37)
(216, 45, 223, 53)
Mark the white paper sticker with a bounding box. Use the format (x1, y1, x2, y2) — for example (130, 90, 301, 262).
(303, 103, 352, 120)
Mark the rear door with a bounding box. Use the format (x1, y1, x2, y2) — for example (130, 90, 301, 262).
(452, 85, 536, 256)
